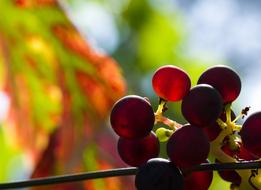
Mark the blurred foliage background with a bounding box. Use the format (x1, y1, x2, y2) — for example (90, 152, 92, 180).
(0, 0, 260, 189)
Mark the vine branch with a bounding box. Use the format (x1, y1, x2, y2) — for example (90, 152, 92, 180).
(0, 167, 138, 189)
(182, 160, 261, 174)
(1, 161, 261, 189)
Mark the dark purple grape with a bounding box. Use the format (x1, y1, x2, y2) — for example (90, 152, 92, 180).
(184, 161, 213, 190)
(167, 124, 210, 168)
(203, 110, 236, 141)
(216, 159, 241, 185)
(135, 158, 184, 190)
(152, 65, 191, 102)
(197, 65, 241, 103)
(110, 95, 155, 139)
(181, 84, 223, 127)
(117, 132, 159, 167)
(203, 123, 222, 142)
(240, 111, 261, 157)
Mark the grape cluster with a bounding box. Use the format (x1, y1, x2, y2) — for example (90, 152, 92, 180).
(110, 65, 261, 190)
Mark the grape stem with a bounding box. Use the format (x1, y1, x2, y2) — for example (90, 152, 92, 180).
(232, 106, 251, 123)
(154, 98, 182, 129)
(1, 161, 261, 189)
(154, 98, 167, 116)
(248, 169, 259, 190)
(155, 115, 181, 130)
(212, 104, 260, 190)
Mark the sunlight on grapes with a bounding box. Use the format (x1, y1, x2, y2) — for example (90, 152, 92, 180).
(0, 0, 261, 190)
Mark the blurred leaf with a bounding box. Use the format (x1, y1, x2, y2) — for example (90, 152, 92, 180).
(123, 0, 153, 30)
(0, 128, 23, 181)
(138, 12, 184, 70)
(0, 0, 126, 189)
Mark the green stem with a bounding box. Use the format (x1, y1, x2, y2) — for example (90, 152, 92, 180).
(212, 104, 260, 190)
(154, 99, 181, 129)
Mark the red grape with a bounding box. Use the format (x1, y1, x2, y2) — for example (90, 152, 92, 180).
(117, 132, 159, 167)
(222, 141, 259, 161)
(237, 145, 259, 161)
(197, 65, 241, 103)
(184, 161, 213, 190)
(135, 158, 184, 190)
(110, 95, 155, 139)
(181, 84, 223, 127)
(239, 111, 261, 157)
(152, 65, 191, 101)
(167, 124, 210, 168)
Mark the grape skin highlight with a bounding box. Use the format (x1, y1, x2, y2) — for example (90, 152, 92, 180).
(197, 65, 241, 103)
(152, 65, 191, 102)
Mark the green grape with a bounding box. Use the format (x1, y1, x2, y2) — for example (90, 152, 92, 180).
(156, 127, 173, 142)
